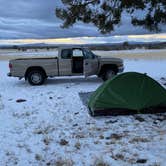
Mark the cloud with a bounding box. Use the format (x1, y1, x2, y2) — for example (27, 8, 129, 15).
(0, 0, 59, 21)
(0, 0, 165, 39)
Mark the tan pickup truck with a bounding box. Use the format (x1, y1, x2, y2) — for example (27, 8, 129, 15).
(8, 46, 124, 85)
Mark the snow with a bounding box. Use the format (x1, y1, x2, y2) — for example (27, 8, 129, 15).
(0, 49, 58, 57)
(125, 59, 166, 79)
(0, 58, 166, 165)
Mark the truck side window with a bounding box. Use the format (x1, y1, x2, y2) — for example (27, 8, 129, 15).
(83, 49, 95, 59)
(61, 49, 72, 59)
(73, 49, 83, 57)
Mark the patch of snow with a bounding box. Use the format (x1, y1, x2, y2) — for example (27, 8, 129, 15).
(124, 59, 166, 79)
(0, 58, 166, 165)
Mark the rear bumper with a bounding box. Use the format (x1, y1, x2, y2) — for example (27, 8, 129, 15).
(7, 73, 23, 80)
(7, 72, 12, 77)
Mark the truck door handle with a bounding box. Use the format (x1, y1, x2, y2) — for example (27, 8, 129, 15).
(85, 62, 88, 65)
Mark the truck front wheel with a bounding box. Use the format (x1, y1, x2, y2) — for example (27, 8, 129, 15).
(27, 70, 46, 86)
(101, 69, 116, 81)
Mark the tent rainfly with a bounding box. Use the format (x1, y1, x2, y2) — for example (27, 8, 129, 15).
(88, 72, 166, 116)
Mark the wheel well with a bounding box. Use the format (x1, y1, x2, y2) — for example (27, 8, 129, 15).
(25, 66, 46, 79)
(98, 64, 118, 76)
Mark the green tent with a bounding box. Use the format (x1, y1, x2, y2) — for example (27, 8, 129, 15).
(88, 72, 166, 116)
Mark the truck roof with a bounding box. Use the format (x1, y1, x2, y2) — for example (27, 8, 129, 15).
(58, 45, 86, 49)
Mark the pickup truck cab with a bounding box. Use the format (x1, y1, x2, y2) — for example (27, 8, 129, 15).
(8, 46, 124, 85)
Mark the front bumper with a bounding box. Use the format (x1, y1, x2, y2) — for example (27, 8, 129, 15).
(7, 72, 12, 77)
(118, 66, 124, 73)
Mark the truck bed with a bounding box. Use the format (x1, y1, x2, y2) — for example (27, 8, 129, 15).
(14, 57, 57, 60)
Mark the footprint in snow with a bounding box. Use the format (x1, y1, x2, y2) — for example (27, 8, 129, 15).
(0, 96, 4, 110)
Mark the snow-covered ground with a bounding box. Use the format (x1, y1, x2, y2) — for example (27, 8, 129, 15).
(0, 58, 166, 166)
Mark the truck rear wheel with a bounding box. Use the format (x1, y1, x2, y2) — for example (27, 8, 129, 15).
(27, 70, 46, 86)
(101, 69, 116, 81)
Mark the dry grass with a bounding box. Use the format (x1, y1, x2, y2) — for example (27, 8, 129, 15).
(93, 158, 110, 166)
(0, 49, 166, 60)
(94, 49, 166, 60)
(46, 158, 74, 166)
(129, 137, 150, 143)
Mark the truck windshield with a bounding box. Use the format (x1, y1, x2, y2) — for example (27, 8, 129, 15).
(83, 49, 96, 59)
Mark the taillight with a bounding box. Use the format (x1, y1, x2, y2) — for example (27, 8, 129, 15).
(9, 63, 12, 69)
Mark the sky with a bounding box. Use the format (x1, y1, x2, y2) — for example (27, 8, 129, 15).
(0, 0, 166, 40)
(0, 0, 166, 39)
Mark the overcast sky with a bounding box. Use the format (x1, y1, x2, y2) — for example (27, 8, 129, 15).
(0, 0, 166, 39)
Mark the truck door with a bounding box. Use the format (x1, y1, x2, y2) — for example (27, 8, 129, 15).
(58, 49, 72, 76)
(83, 49, 99, 77)
(72, 49, 84, 74)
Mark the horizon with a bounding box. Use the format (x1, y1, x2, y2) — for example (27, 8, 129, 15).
(0, 33, 166, 46)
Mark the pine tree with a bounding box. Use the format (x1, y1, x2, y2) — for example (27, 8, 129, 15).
(56, 0, 166, 34)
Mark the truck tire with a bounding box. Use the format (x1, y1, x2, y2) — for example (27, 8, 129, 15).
(27, 70, 46, 86)
(101, 69, 116, 81)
